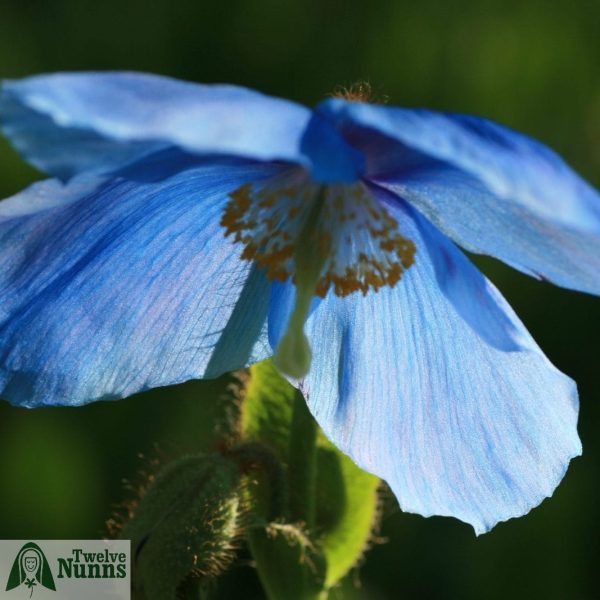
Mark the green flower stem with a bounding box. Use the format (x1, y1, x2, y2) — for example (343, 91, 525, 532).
(226, 441, 288, 520)
(245, 392, 326, 600)
(288, 390, 318, 530)
(177, 577, 213, 600)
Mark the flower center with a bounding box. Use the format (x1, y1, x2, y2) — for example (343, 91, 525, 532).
(222, 170, 415, 296)
(221, 169, 416, 377)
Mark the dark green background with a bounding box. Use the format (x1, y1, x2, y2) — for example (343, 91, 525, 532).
(0, 0, 599, 598)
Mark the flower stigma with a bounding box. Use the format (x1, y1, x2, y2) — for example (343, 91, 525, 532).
(221, 170, 416, 378)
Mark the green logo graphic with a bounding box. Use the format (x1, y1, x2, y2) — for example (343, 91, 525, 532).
(5, 542, 56, 597)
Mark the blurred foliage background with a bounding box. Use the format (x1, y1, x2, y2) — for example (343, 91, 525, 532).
(0, 0, 599, 598)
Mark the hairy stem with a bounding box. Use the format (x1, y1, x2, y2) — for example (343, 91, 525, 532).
(288, 390, 318, 530)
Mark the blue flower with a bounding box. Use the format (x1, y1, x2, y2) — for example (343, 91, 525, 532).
(1, 73, 598, 533)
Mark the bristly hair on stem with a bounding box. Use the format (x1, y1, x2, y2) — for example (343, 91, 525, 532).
(105, 447, 164, 539)
(330, 81, 389, 104)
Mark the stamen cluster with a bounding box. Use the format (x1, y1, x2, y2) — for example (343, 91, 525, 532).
(221, 171, 416, 297)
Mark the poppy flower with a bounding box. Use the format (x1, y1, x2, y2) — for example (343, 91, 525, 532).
(1, 72, 598, 533)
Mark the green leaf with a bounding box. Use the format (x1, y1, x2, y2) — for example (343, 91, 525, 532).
(243, 360, 381, 590)
(119, 454, 242, 600)
(247, 523, 327, 600)
(242, 360, 295, 456)
(316, 445, 380, 587)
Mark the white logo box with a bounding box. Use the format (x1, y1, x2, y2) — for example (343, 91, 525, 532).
(0, 540, 130, 599)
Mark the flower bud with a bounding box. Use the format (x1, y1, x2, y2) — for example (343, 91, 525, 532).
(119, 454, 242, 600)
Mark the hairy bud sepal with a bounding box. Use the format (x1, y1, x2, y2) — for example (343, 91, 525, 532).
(119, 454, 242, 600)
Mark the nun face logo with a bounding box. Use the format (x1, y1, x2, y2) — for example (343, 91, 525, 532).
(24, 555, 38, 573)
(5, 543, 56, 595)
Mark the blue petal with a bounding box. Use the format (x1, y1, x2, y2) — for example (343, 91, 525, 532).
(295, 196, 581, 534)
(0, 156, 278, 407)
(318, 99, 600, 295)
(1, 72, 344, 179)
(299, 112, 365, 183)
